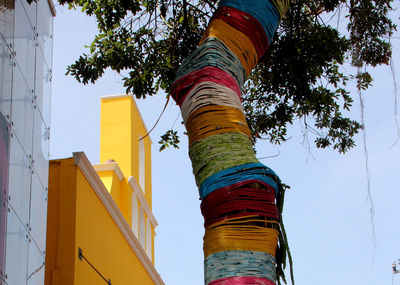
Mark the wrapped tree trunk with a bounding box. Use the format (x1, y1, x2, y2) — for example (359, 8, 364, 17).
(171, 0, 292, 284)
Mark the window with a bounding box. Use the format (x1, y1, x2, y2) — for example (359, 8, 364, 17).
(138, 137, 145, 192)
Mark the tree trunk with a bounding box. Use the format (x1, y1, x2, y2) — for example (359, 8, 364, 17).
(171, 0, 291, 284)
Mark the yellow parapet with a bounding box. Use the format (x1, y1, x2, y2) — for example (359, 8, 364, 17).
(100, 94, 153, 208)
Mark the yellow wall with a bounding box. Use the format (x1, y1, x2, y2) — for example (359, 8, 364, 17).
(100, 98, 135, 178)
(74, 168, 154, 285)
(100, 95, 152, 208)
(94, 164, 156, 264)
(96, 170, 133, 227)
(45, 159, 77, 285)
(97, 95, 156, 266)
(119, 177, 132, 226)
(45, 157, 156, 285)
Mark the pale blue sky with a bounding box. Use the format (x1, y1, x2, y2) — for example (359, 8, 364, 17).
(50, 5, 400, 285)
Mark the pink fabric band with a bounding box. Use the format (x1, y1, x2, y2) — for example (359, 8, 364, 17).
(209, 276, 275, 285)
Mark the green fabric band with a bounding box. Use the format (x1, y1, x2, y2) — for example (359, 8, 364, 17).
(189, 132, 258, 187)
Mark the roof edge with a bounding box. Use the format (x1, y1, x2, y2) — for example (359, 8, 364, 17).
(93, 162, 125, 181)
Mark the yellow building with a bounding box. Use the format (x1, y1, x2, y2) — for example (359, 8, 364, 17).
(45, 94, 164, 284)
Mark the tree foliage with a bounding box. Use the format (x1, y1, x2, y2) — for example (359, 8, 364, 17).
(60, 0, 396, 153)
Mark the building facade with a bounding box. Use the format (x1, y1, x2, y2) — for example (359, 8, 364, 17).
(0, 0, 55, 283)
(45, 94, 163, 284)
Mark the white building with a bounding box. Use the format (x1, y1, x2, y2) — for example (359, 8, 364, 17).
(0, 0, 55, 283)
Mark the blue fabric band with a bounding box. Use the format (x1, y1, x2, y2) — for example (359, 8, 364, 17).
(176, 37, 246, 88)
(199, 162, 280, 199)
(220, 0, 280, 43)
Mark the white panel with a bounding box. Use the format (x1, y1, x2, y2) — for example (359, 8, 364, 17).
(32, 104, 49, 189)
(29, 173, 48, 253)
(139, 208, 145, 248)
(5, 207, 29, 285)
(27, 241, 45, 285)
(0, 45, 12, 118)
(131, 193, 138, 237)
(8, 132, 32, 226)
(145, 218, 152, 260)
(138, 137, 145, 193)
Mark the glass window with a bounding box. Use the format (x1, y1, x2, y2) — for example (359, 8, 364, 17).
(0, 0, 15, 52)
(34, 48, 51, 127)
(0, 112, 10, 280)
(14, 0, 36, 90)
(0, 201, 6, 282)
(5, 206, 29, 285)
(29, 173, 47, 253)
(11, 65, 34, 157)
(131, 193, 138, 237)
(8, 131, 32, 226)
(27, 239, 45, 285)
(19, 0, 36, 30)
(0, 39, 12, 118)
(36, 0, 53, 67)
(32, 105, 48, 188)
(139, 137, 145, 193)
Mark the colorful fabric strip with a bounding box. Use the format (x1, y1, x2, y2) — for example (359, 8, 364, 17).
(171, 0, 291, 283)
(171, 66, 241, 106)
(211, 6, 269, 59)
(201, 186, 278, 227)
(176, 37, 246, 88)
(204, 250, 276, 285)
(200, 19, 258, 75)
(203, 216, 279, 257)
(180, 81, 243, 122)
(186, 105, 251, 147)
(269, 0, 291, 19)
(220, 0, 280, 43)
(208, 276, 275, 285)
(199, 162, 279, 199)
(189, 133, 258, 188)
(203, 211, 279, 229)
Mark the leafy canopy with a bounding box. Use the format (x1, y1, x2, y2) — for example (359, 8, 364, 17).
(60, 0, 396, 153)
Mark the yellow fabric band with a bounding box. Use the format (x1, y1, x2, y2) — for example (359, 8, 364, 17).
(185, 105, 251, 147)
(199, 19, 258, 76)
(203, 217, 279, 257)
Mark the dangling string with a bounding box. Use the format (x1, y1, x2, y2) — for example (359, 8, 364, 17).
(139, 94, 171, 141)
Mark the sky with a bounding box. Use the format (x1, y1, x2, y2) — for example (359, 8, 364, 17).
(50, 5, 400, 285)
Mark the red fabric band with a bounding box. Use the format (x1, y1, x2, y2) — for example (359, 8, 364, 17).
(201, 182, 279, 228)
(171, 66, 241, 106)
(211, 6, 270, 59)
